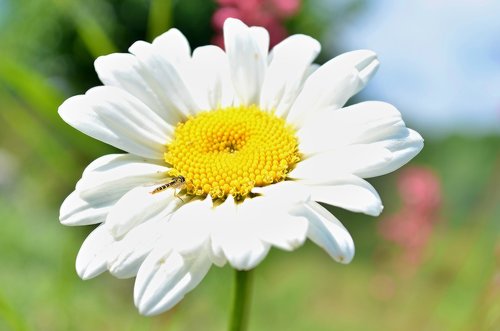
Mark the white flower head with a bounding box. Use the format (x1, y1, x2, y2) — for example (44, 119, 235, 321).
(59, 18, 423, 316)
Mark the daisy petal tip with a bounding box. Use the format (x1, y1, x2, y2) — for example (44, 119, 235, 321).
(59, 196, 79, 225)
(93, 54, 108, 71)
(367, 203, 384, 217)
(59, 199, 73, 224)
(227, 245, 269, 270)
(136, 298, 176, 317)
(208, 251, 227, 267)
(334, 251, 354, 265)
(75, 255, 106, 280)
(77, 265, 105, 280)
(347, 49, 377, 65)
(108, 224, 124, 240)
(410, 129, 425, 146)
(296, 34, 322, 52)
(93, 53, 129, 77)
(356, 49, 377, 63)
(107, 257, 139, 279)
(223, 17, 247, 30)
(353, 51, 379, 84)
(59, 191, 107, 226)
(75, 224, 118, 279)
(137, 304, 153, 316)
(57, 95, 81, 123)
(283, 236, 307, 252)
(234, 265, 254, 272)
(326, 231, 355, 265)
(337, 49, 379, 85)
(223, 238, 267, 270)
(359, 58, 379, 84)
(276, 218, 309, 251)
(152, 27, 191, 57)
(153, 27, 182, 43)
(60, 217, 78, 226)
(128, 40, 149, 55)
(136, 299, 158, 316)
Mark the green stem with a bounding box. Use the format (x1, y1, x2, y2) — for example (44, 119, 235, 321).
(228, 269, 254, 331)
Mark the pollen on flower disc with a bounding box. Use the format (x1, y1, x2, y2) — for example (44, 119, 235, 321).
(165, 105, 300, 199)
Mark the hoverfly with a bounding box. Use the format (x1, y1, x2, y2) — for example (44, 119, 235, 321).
(149, 176, 186, 200)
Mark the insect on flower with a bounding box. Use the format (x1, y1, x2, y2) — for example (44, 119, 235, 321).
(150, 176, 186, 199)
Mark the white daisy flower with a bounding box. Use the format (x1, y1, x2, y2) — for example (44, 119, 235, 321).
(59, 18, 423, 316)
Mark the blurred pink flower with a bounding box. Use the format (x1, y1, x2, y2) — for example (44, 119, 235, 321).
(378, 166, 442, 265)
(397, 166, 441, 214)
(212, 0, 300, 47)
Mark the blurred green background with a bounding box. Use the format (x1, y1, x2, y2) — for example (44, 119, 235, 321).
(0, 0, 498, 330)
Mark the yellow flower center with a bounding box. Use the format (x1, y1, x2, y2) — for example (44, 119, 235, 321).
(165, 105, 300, 199)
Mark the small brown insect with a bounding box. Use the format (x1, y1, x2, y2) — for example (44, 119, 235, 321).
(150, 176, 186, 198)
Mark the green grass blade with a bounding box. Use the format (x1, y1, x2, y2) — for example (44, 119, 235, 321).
(0, 54, 110, 157)
(147, 0, 173, 41)
(0, 91, 82, 185)
(51, 0, 118, 57)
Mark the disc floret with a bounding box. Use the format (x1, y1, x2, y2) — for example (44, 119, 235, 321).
(165, 105, 300, 199)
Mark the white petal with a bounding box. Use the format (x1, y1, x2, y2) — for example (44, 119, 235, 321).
(297, 201, 354, 263)
(252, 180, 311, 204)
(107, 217, 169, 279)
(287, 50, 379, 124)
(129, 40, 200, 121)
(292, 175, 383, 216)
(134, 245, 212, 316)
(296, 101, 423, 177)
(367, 128, 424, 177)
(151, 28, 191, 66)
(249, 26, 270, 61)
(95, 32, 193, 126)
(297, 101, 405, 155)
(189, 45, 234, 109)
(60, 154, 168, 227)
(207, 247, 227, 268)
(105, 186, 180, 239)
(60, 190, 112, 226)
(210, 197, 270, 270)
(224, 18, 268, 106)
(209, 197, 236, 265)
(94, 53, 168, 120)
(260, 34, 321, 116)
(82, 153, 160, 175)
(164, 196, 214, 256)
(289, 145, 393, 180)
(76, 225, 115, 279)
(155, 196, 225, 266)
(76, 154, 169, 202)
(303, 63, 320, 81)
(239, 196, 309, 251)
(59, 86, 172, 159)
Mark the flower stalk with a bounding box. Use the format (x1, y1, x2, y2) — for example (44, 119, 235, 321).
(228, 269, 254, 331)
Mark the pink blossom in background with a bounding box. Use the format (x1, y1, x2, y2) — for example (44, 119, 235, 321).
(212, 0, 300, 47)
(397, 167, 441, 215)
(378, 166, 442, 266)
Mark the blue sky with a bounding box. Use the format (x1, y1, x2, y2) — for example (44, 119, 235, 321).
(332, 0, 500, 134)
